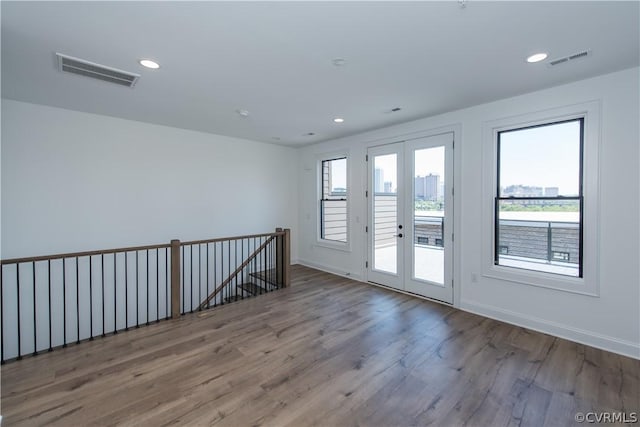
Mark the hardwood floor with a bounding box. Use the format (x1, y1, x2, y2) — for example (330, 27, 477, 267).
(2, 265, 638, 426)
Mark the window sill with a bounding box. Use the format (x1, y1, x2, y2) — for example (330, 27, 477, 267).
(315, 240, 352, 253)
(482, 264, 599, 297)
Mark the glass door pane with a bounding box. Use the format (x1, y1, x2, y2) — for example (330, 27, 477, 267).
(413, 146, 445, 285)
(403, 132, 453, 304)
(373, 153, 398, 274)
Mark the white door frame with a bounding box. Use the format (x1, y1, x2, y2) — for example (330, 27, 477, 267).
(367, 142, 405, 289)
(365, 130, 457, 305)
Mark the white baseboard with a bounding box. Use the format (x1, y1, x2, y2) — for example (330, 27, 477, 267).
(295, 259, 364, 282)
(460, 300, 640, 360)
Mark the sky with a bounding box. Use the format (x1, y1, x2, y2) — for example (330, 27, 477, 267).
(499, 120, 580, 196)
(332, 120, 580, 195)
(328, 158, 347, 190)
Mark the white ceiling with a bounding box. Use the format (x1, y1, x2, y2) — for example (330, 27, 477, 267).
(2, 1, 638, 146)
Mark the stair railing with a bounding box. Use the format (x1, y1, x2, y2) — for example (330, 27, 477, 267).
(0, 228, 290, 363)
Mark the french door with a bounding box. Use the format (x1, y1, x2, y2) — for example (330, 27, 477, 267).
(367, 133, 454, 304)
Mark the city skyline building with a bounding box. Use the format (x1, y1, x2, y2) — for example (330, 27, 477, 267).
(415, 173, 441, 201)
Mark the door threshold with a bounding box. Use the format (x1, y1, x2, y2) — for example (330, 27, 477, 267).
(366, 280, 453, 307)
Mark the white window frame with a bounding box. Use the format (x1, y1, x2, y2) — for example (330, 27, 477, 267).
(316, 153, 350, 251)
(481, 101, 601, 296)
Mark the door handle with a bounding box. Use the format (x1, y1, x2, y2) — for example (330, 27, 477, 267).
(396, 233, 403, 238)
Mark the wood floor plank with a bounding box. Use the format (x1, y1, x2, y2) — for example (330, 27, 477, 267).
(2, 265, 638, 426)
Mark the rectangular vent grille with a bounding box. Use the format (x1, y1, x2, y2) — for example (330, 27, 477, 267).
(548, 50, 591, 67)
(56, 53, 140, 88)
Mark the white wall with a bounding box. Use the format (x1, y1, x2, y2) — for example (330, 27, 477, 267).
(297, 67, 639, 358)
(1, 100, 299, 260)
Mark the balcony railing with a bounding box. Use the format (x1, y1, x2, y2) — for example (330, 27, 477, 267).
(498, 219, 579, 265)
(320, 199, 347, 242)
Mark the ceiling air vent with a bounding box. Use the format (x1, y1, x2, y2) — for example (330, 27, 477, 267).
(56, 53, 140, 88)
(548, 50, 591, 67)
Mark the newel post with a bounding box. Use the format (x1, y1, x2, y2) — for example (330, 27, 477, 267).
(170, 239, 181, 318)
(283, 228, 291, 287)
(275, 228, 291, 288)
(275, 228, 284, 286)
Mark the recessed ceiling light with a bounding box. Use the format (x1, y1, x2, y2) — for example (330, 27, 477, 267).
(333, 118, 345, 123)
(391, 107, 402, 112)
(332, 58, 347, 67)
(139, 59, 160, 69)
(236, 109, 250, 117)
(306, 132, 316, 136)
(526, 53, 548, 63)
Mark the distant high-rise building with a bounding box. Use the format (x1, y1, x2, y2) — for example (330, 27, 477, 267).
(424, 174, 440, 201)
(544, 187, 559, 196)
(503, 185, 543, 197)
(414, 174, 440, 201)
(415, 176, 426, 199)
(374, 168, 384, 193)
(384, 181, 393, 193)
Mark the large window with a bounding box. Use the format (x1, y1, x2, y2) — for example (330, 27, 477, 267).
(320, 157, 347, 243)
(495, 119, 583, 278)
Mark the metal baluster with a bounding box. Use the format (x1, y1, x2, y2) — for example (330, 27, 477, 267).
(241, 239, 245, 300)
(254, 238, 258, 294)
(146, 249, 150, 326)
(252, 238, 257, 295)
(198, 244, 202, 311)
(190, 245, 194, 313)
(268, 238, 271, 289)
(213, 242, 217, 308)
(114, 253, 118, 334)
(125, 252, 129, 331)
(264, 237, 268, 293)
(89, 256, 94, 340)
(62, 259, 67, 347)
(101, 254, 105, 337)
(181, 246, 185, 314)
(268, 240, 272, 290)
(75, 257, 79, 344)
(135, 251, 139, 328)
(156, 248, 159, 323)
(0, 265, 4, 363)
(164, 248, 169, 317)
(228, 240, 231, 300)
(221, 242, 225, 305)
(235, 240, 238, 302)
(206, 243, 210, 309)
(48, 260, 52, 351)
(32, 262, 37, 355)
(17, 265, 22, 359)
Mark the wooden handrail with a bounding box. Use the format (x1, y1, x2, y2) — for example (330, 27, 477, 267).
(197, 235, 275, 311)
(0, 243, 172, 265)
(0, 231, 287, 266)
(181, 231, 284, 246)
